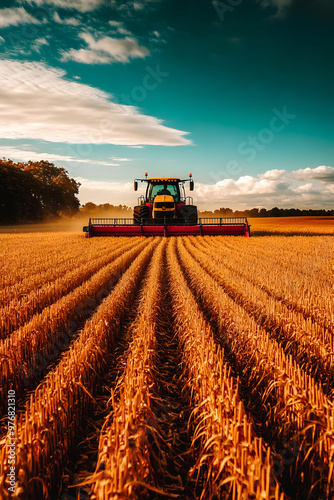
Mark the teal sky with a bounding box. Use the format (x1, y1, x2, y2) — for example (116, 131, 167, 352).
(0, 0, 334, 209)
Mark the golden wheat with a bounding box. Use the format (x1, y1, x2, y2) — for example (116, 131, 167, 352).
(0, 238, 141, 338)
(0, 239, 159, 500)
(91, 239, 166, 499)
(0, 238, 147, 413)
(0, 235, 119, 307)
(0, 227, 333, 500)
(186, 236, 334, 388)
(177, 236, 334, 497)
(167, 238, 285, 500)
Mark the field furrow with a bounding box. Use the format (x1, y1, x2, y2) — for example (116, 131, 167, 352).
(0, 234, 90, 288)
(185, 237, 334, 392)
(91, 239, 167, 499)
(0, 238, 139, 338)
(0, 228, 332, 500)
(176, 237, 334, 499)
(0, 239, 149, 413)
(167, 238, 284, 500)
(0, 238, 159, 500)
(0, 237, 126, 308)
(206, 236, 334, 332)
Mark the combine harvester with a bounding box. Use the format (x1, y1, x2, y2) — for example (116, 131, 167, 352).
(83, 174, 250, 237)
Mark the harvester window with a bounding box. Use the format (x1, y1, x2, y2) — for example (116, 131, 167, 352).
(157, 188, 171, 195)
(148, 184, 179, 202)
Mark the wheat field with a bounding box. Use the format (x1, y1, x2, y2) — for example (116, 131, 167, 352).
(0, 220, 333, 500)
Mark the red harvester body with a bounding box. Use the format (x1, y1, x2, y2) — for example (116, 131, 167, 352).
(83, 174, 250, 237)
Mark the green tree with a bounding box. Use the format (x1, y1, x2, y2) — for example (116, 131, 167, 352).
(24, 161, 80, 217)
(0, 159, 80, 224)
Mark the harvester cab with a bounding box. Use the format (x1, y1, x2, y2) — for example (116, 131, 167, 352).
(133, 173, 198, 225)
(83, 173, 250, 237)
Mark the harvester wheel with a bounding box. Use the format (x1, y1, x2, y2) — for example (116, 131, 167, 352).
(133, 205, 150, 225)
(180, 205, 198, 224)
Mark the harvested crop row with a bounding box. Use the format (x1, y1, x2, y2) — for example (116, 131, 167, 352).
(190, 235, 333, 347)
(186, 237, 334, 391)
(0, 236, 123, 308)
(177, 237, 334, 499)
(249, 217, 334, 235)
(91, 239, 167, 500)
(0, 238, 160, 500)
(167, 239, 284, 500)
(0, 238, 149, 414)
(205, 235, 334, 329)
(212, 235, 332, 300)
(200, 236, 334, 336)
(0, 237, 138, 338)
(0, 233, 90, 288)
(204, 235, 334, 333)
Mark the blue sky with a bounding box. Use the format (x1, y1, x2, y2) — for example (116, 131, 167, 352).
(0, 0, 334, 209)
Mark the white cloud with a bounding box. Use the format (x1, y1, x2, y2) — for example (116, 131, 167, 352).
(0, 7, 40, 28)
(32, 37, 49, 52)
(77, 177, 133, 205)
(0, 59, 191, 146)
(53, 12, 80, 26)
(260, 169, 285, 180)
(109, 20, 121, 27)
(81, 32, 149, 60)
(1, 146, 120, 166)
(61, 32, 149, 64)
(193, 166, 334, 210)
(108, 20, 132, 35)
(110, 157, 131, 161)
(117, 27, 132, 35)
(294, 165, 334, 182)
(61, 48, 112, 64)
(76, 166, 334, 209)
(292, 183, 313, 194)
(21, 0, 104, 13)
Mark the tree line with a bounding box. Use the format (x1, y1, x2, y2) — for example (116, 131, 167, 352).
(79, 202, 131, 217)
(80, 204, 334, 219)
(0, 159, 80, 224)
(200, 207, 334, 218)
(1, 158, 333, 225)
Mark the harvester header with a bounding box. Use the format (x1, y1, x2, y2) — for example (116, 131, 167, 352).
(83, 173, 250, 237)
